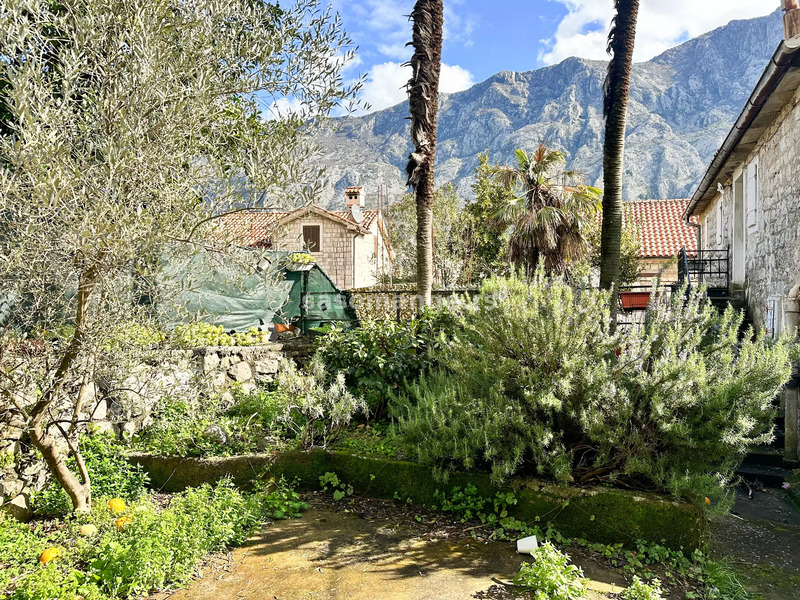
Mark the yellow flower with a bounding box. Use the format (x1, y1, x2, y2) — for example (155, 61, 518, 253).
(704, 497, 711, 505)
(107, 498, 126, 513)
(39, 548, 60, 564)
(115, 516, 132, 531)
(78, 524, 98, 537)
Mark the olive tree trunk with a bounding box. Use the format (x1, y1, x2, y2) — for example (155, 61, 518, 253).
(406, 0, 444, 309)
(26, 270, 97, 512)
(600, 0, 639, 322)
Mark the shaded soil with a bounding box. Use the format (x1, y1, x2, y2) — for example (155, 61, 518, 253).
(709, 488, 800, 600)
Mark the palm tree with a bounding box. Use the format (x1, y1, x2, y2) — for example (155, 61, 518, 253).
(599, 0, 640, 315)
(406, 0, 443, 308)
(495, 145, 601, 277)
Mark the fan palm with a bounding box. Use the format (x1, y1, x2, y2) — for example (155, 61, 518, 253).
(599, 0, 640, 315)
(406, 0, 444, 307)
(495, 145, 601, 277)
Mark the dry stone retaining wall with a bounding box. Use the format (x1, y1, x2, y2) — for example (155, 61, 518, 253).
(0, 339, 314, 519)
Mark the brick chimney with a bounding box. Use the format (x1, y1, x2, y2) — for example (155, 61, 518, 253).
(784, 0, 800, 39)
(345, 186, 364, 208)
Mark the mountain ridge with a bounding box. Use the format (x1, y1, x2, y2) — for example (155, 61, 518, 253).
(312, 9, 783, 208)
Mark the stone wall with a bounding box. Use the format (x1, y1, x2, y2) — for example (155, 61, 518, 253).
(0, 339, 314, 519)
(698, 83, 800, 331)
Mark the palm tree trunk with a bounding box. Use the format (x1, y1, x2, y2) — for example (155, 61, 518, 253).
(600, 0, 639, 322)
(406, 0, 443, 309)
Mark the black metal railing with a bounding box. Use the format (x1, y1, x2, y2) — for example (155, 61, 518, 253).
(677, 246, 729, 293)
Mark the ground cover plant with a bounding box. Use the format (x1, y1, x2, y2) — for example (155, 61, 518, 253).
(395, 269, 794, 507)
(1, 479, 306, 599)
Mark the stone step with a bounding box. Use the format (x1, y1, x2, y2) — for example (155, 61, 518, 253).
(735, 463, 794, 489)
(743, 446, 787, 468)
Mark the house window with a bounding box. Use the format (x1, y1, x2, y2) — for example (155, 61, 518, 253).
(746, 159, 759, 231)
(303, 225, 321, 253)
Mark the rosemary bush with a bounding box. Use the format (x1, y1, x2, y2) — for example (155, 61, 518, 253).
(397, 270, 793, 505)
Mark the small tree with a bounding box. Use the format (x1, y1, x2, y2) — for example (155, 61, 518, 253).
(495, 145, 601, 277)
(0, 0, 359, 512)
(462, 153, 513, 284)
(388, 184, 467, 287)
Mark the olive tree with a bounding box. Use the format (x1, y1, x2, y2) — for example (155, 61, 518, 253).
(0, 0, 359, 512)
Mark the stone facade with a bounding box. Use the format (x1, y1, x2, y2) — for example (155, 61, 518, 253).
(696, 82, 800, 333)
(0, 340, 313, 519)
(272, 208, 392, 290)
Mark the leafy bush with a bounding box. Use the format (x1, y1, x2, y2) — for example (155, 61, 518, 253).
(134, 388, 288, 457)
(170, 322, 234, 348)
(314, 307, 458, 418)
(274, 358, 367, 449)
(396, 270, 794, 504)
(513, 542, 587, 600)
(621, 577, 664, 600)
(34, 431, 150, 517)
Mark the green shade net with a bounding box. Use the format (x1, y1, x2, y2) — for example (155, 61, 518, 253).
(158, 247, 291, 332)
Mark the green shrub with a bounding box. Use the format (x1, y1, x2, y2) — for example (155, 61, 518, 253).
(134, 388, 288, 457)
(396, 270, 794, 505)
(314, 307, 458, 418)
(621, 576, 664, 600)
(170, 322, 233, 347)
(34, 431, 149, 517)
(513, 542, 587, 600)
(274, 358, 367, 449)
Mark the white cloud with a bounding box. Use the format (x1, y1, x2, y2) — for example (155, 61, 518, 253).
(540, 1, 776, 65)
(359, 61, 475, 114)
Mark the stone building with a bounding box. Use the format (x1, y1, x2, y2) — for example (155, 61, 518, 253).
(685, 1, 800, 461)
(222, 187, 393, 290)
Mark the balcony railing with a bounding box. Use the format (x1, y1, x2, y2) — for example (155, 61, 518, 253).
(678, 247, 729, 293)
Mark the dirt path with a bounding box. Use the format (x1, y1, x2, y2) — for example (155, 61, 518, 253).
(157, 488, 800, 600)
(161, 505, 621, 600)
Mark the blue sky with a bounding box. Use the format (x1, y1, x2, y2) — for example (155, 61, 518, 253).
(325, 1, 775, 113)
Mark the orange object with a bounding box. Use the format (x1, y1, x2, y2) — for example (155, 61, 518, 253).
(619, 291, 651, 310)
(115, 516, 132, 530)
(273, 323, 296, 333)
(107, 498, 126, 513)
(704, 497, 711, 505)
(39, 548, 60, 564)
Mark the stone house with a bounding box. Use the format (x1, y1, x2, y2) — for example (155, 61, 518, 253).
(684, 1, 800, 461)
(222, 187, 393, 290)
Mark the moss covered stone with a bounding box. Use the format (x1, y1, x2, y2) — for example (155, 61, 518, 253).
(129, 450, 706, 551)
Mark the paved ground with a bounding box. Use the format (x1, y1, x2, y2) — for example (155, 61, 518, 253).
(708, 488, 800, 600)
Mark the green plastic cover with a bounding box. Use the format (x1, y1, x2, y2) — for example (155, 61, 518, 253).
(158, 248, 291, 332)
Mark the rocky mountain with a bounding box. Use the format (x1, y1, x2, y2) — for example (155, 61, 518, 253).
(313, 10, 783, 208)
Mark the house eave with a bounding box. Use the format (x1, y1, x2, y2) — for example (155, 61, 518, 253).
(685, 38, 800, 221)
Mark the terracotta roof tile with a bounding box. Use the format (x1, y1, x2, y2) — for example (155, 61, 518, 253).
(624, 199, 698, 259)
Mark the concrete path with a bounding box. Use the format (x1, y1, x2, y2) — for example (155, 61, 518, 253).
(164, 508, 619, 600)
